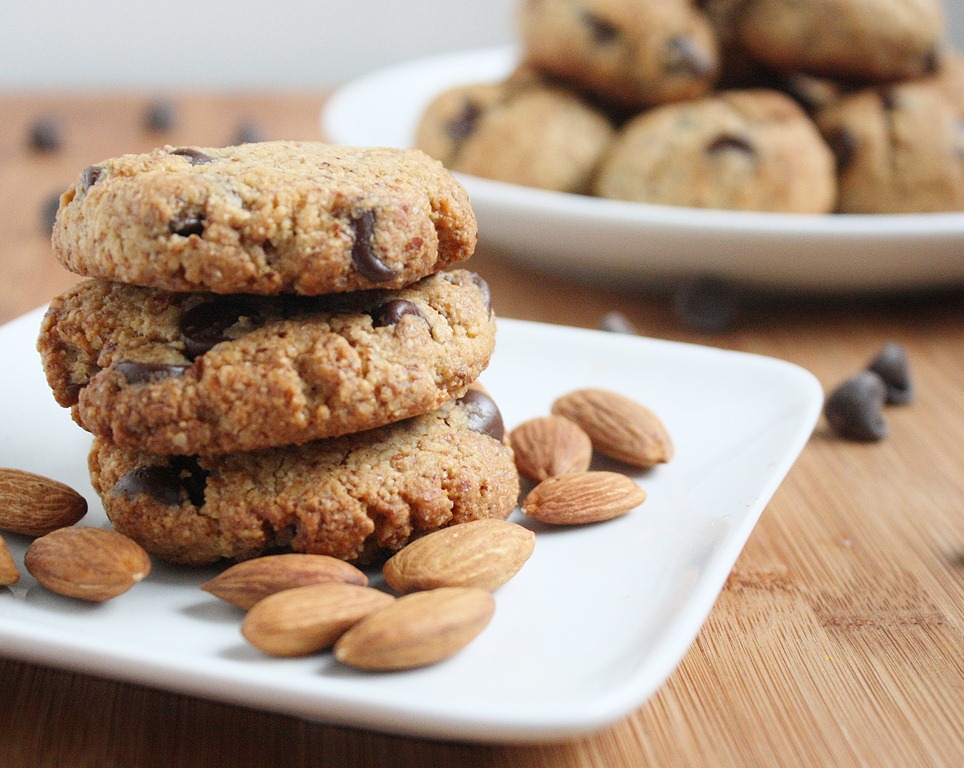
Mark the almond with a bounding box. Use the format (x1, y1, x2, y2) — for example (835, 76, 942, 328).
(509, 415, 593, 483)
(0, 467, 87, 536)
(24, 527, 151, 602)
(334, 586, 495, 671)
(551, 388, 674, 467)
(201, 553, 368, 610)
(521, 471, 647, 525)
(382, 519, 534, 594)
(241, 582, 395, 657)
(0, 533, 19, 586)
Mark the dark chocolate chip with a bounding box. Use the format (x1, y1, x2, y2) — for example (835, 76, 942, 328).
(114, 456, 207, 507)
(115, 360, 189, 384)
(168, 213, 205, 238)
(145, 100, 177, 132)
(41, 192, 61, 233)
(867, 342, 914, 405)
(663, 36, 715, 78)
(825, 127, 858, 173)
(79, 165, 104, 194)
(448, 101, 482, 142)
(458, 388, 505, 442)
(673, 276, 739, 333)
(598, 311, 638, 335)
(581, 11, 619, 44)
(470, 273, 492, 313)
(170, 147, 215, 165)
(28, 116, 63, 152)
(179, 297, 260, 358)
(880, 89, 899, 112)
(233, 120, 265, 145)
(350, 210, 396, 282)
(371, 299, 424, 328)
(706, 134, 755, 156)
(824, 370, 888, 441)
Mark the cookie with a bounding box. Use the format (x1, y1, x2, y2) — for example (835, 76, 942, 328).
(415, 76, 615, 193)
(593, 89, 837, 213)
(734, 0, 945, 83)
(51, 141, 477, 295)
(816, 79, 964, 213)
(516, 0, 719, 109)
(39, 270, 495, 455)
(88, 391, 520, 565)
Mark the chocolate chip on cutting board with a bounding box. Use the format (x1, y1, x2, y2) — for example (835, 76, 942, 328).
(867, 342, 914, 405)
(673, 276, 739, 333)
(824, 370, 888, 442)
(28, 116, 63, 152)
(144, 100, 177, 132)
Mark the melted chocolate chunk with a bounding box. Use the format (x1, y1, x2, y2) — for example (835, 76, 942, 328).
(115, 360, 189, 384)
(458, 389, 505, 441)
(350, 210, 396, 282)
(179, 297, 260, 358)
(371, 299, 424, 328)
(582, 11, 619, 44)
(705, 134, 755, 156)
(470, 273, 492, 314)
(170, 147, 215, 165)
(664, 36, 715, 77)
(168, 213, 205, 238)
(115, 456, 208, 507)
(449, 101, 482, 142)
(825, 126, 858, 173)
(79, 165, 103, 194)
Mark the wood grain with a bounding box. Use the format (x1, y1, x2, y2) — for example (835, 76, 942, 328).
(1, 93, 962, 768)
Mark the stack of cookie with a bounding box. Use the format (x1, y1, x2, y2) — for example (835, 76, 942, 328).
(38, 141, 520, 566)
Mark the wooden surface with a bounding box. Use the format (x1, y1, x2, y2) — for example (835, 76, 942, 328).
(0, 92, 962, 767)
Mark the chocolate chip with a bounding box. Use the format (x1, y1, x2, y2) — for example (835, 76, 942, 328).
(458, 389, 505, 441)
(41, 192, 61, 233)
(115, 361, 189, 384)
(673, 276, 739, 333)
(706, 134, 755, 156)
(581, 11, 619, 44)
(448, 101, 482, 142)
(28, 116, 62, 152)
(470, 273, 492, 313)
(824, 370, 888, 441)
(179, 297, 260, 358)
(371, 299, 424, 328)
(867, 342, 913, 405)
(170, 147, 215, 165)
(825, 127, 858, 173)
(145, 99, 176, 132)
(114, 456, 207, 507)
(663, 36, 715, 78)
(350, 210, 396, 282)
(75, 167, 102, 196)
(598, 311, 638, 335)
(168, 213, 205, 238)
(233, 120, 265, 145)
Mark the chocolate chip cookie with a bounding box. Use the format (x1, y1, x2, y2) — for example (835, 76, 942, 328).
(517, 0, 719, 109)
(593, 88, 837, 212)
(415, 76, 615, 193)
(39, 270, 495, 455)
(51, 142, 477, 295)
(88, 391, 520, 565)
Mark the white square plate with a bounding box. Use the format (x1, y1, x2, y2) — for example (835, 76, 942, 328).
(0, 308, 821, 742)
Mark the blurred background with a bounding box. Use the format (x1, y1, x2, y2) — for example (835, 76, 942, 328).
(2, 0, 959, 90)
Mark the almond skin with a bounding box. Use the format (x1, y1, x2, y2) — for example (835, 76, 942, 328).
(201, 553, 368, 610)
(551, 389, 674, 468)
(382, 519, 534, 594)
(24, 527, 151, 602)
(334, 587, 495, 671)
(509, 415, 593, 483)
(0, 467, 87, 536)
(0, 532, 19, 586)
(241, 582, 395, 657)
(521, 471, 647, 525)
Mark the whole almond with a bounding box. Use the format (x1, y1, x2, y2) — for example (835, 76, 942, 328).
(0, 533, 19, 586)
(0, 467, 87, 536)
(551, 389, 674, 467)
(24, 527, 151, 602)
(521, 471, 647, 525)
(334, 586, 495, 671)
(241, 582, 395, 657)
(509, 415, 593, 483)
(382, 519, 534, 594)
(201, 553, 368, 610)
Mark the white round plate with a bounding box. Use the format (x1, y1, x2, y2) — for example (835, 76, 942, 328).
(322, 46, 964, 293)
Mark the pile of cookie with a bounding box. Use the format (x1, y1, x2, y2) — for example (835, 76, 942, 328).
(38, 141, 520, 566)
(416, 0, 964, 214)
